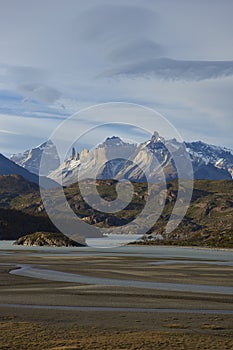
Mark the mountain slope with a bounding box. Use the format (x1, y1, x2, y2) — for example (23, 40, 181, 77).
(0, 153, 40, 184)
(10, 140, 60, 176)
(0, 175, 59, 240)
(0, 207, 59, 240)
(5, 178, 233, 248)
(0, 174, 38, 208)
(185, 141, 233, 179)
(0, 173, 232, 247)
(140, 179, 233, 248)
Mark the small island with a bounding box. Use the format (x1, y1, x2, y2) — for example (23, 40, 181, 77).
(14, 231, 86, 247)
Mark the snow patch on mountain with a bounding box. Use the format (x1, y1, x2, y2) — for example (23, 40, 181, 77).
(10, 140, 60, 176)
(185, 141, 233, 177)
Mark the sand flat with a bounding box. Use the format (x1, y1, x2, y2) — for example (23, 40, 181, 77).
(0, 247, 233, 349)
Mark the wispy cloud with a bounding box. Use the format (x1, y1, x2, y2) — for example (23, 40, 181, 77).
(19, 83, 61, 104)
(101, 58, 233, 81)
(0, 129, 21, 135)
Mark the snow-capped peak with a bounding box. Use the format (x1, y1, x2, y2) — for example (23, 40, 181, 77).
(98, 136, 126, 148)
(184, 140, 233, 169)
(144, 131, 167, 153)
(10, 139, 60, 176)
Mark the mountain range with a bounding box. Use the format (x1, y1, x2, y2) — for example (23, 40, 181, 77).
(0, 131, 232, 247)
(5, 131, 233, 185)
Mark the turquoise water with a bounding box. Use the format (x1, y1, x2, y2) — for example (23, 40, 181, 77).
(1, 240, 233, 261)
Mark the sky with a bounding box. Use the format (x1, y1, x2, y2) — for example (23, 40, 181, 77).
(0, 0, 233, 156)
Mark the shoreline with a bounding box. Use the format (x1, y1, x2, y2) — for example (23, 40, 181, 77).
(1, 239, 233, 252)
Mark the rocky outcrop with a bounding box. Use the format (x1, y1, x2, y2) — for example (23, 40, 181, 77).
(14, 231, 86, 247)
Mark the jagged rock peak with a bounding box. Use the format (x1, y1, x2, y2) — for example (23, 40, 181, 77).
(100, 136, 125, 148)
(80, 148, 89, 161)
(38, 139, 54, 149)
(150, 131, 165, 143)
(70, 147, 79, 161)
(145, 131, 166, 152)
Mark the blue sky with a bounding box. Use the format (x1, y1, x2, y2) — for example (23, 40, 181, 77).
(0, 0, 233, 156)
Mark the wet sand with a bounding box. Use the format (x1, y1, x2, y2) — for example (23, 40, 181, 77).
(0, 248, 233, 349)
